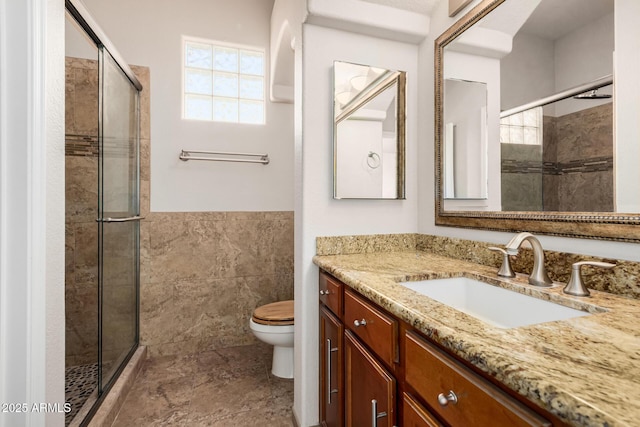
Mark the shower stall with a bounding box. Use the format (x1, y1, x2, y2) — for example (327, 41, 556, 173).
(65, 1, 142, 424)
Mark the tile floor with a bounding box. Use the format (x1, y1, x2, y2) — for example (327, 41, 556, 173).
(111, 343, 294, 426)
(65, 363, 98, 425)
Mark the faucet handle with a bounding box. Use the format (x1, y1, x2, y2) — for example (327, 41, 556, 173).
(488, 247, 515, 278)
(563, 261, 615, 297)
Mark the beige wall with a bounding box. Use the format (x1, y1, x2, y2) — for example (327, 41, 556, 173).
(80, 0, 294, 213)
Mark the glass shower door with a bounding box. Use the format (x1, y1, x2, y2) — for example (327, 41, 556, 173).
(97, 47, 140, 392)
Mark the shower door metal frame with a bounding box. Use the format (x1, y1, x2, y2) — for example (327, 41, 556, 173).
(65, 0, 142, 91)
(96, 44, 141, 396)
(65, 1, 143, 425)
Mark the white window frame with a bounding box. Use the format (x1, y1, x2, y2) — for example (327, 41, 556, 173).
(182, 36, 265, 124)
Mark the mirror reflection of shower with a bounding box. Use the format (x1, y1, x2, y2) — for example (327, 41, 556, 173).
(500, 81, 613, 212)
(574, 88, 611, 99)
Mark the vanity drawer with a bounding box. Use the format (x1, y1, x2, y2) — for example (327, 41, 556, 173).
(404, 331, 550, 427)
(319, 271, 343, 316)
(344, 288, 398, 366)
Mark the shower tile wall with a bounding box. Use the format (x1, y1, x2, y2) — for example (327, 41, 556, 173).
(554, 103, 613, 212)
(542, 115, 559, 211)
(500, 143, 543, 211)
(65, 57, 99, 367)
(501, 103, 612, 212)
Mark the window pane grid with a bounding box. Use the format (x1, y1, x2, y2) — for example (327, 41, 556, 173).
(183, 39, 264, 123)
(240, 50, 265, 76)
(500, 107, 542, 145)
(214, 47, 238, 72)
(185, 42, 213, 69)
(213, 72, 239, 97)
(184, 68, 213, 95)
(239, 75, 264, 100)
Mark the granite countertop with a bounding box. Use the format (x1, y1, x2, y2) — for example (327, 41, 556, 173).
(313, 251, 640, 427)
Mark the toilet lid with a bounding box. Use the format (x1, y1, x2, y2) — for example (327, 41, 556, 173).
(252, 300, 294, 326)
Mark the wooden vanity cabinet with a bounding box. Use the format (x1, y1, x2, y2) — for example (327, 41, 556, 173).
(343, 288, 398, 368)
(320, 271, 400, 427)
(402, 392, 444, 427)
(319, 271, 343, 315)
(345, 330, 396, 427)
(319, 271, 345, 427)
(404, 331, 551, 427)
(319, 270, 562, 427)
(320, 306, 344, 427)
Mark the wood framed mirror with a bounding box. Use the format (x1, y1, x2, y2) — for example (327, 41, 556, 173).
(434, 0, 640, 242)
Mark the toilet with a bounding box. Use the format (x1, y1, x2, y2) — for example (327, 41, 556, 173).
(249, 300, 294, 379)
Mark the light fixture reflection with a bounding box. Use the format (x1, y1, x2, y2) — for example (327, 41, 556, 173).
(336, 91, 352, 106)
(350, 75, 368, 91)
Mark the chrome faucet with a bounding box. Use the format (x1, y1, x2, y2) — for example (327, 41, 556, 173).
(505, 232, 553, 287)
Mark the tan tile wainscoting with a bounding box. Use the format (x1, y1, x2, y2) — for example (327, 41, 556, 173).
(140, 211, 294, 358)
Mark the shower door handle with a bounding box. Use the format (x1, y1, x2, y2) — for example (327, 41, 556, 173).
(96, 215, 145, 223)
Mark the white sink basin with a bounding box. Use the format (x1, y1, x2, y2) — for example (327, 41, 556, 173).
(401, 277, 590, 328)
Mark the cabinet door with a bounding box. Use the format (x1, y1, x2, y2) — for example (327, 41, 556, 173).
(345, 330, 396, 427)
(403, 392, 444, 427)
(320, 306, 344, 427)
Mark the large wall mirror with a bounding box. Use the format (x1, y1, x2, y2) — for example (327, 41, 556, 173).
(435, 0, 640, 241)
(333, 61, 406, 199)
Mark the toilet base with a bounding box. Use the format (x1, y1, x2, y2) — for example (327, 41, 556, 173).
(271, 345, 294, 379)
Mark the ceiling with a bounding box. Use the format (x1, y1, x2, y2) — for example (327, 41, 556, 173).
(358, 0, 615, 39)
(519, 0, 614, 41)
(479, 0, 614, 41)
(358, 0, 438, 15)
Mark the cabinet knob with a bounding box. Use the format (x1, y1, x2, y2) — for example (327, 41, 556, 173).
(353, 318, 367, 327)
(437, 390, 458, 406)
(320, 290, 328, 295)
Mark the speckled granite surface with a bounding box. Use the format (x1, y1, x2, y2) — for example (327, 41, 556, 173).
(317, 234, 640, 299)
(316, 233, 417, 256)
(313, 250, 640, 427)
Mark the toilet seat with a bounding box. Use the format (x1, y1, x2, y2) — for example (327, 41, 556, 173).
(252, 300, 294, 326)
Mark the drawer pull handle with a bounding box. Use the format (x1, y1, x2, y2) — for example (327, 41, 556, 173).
(326, 338, 339, 404)
(320, 290, 328, 295)
(437, 390, 458, 406)
(371, 399, 387, 427)
(353, 319, 367, 327)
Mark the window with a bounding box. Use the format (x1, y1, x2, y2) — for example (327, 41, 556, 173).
(183, 38, 265, 124)
(500, 107, 542, 145)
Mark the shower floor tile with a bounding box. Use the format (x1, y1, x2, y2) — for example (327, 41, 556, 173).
(65, 363, 98, 426)
(111, 343, 293, 426)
